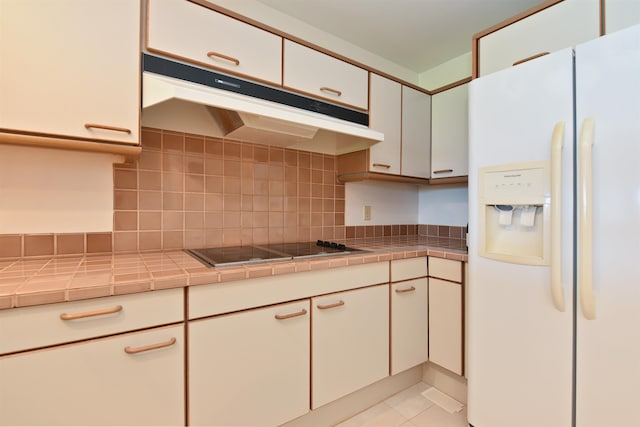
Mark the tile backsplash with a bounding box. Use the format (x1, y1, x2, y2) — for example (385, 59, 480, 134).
(111, 128, 347, 252)
(0, 128, 466, 258)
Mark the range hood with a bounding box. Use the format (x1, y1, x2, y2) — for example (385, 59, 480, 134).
(141, 54, 383, 155)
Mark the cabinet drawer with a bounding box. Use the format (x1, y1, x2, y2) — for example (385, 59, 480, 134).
(429, 257, 462, 283)
(0, 324, 184, 426)
(189, 262, 389, 319)
(147, 0, 282, 85)
(477, 0, 600, 77)
(283, 40, 369, 110)
(0, 288, 183, 354)
(391, 257, 428, 282)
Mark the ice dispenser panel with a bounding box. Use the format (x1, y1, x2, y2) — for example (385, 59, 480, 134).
(478, 161, 550, 266)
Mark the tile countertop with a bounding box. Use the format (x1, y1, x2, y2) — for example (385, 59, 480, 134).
(0, 236, 467, 311)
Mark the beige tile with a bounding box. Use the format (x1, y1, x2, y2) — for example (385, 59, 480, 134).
(16, 290, 66, 307)
(138, 149, 162, 171)
(24, 234, 54, 257)
(162, 131, 184, 152)
(163, 192, 184, 211)
(114, 190, 138, 210)
(409, 405, 467, 427)
(224, 160, 241, 177)
(224, 141, 242, 159)
(141, 128, 162, 150)
(205, 137, 223, 156)
(114, 168, 137, 190)
(163, 172, 184, 192)
(205, 157, 223, 176)
(139, 211, 162, 230)
(0, 235, 22, 259)
(86, 233, 112, 254)
(113, 232, 138, 253)
(139, 190, 162, 210)
(114, 211, 137, 231)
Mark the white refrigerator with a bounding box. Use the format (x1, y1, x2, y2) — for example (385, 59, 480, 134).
(468, 25, 640, 427)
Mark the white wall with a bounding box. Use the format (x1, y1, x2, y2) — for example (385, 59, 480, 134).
(0, 145, 120, 233)
(419, 52, 472, 90)
(418, 184, 468, 226)
(208, 0, 420, 85)
(345, 181, 419, 226)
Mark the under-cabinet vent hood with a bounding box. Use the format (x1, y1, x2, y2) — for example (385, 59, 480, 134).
(141, 54, 383, 155)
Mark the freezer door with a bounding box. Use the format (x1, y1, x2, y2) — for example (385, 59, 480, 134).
(467, 48, 575, 427)
(575, 24, 640, 427)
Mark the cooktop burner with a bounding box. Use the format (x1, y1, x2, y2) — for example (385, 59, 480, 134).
(187, 240, 364, 267)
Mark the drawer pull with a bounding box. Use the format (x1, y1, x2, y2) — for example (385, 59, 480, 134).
(320, 86, 342, 97)
(317, 300, 345, 310)
(275, 308, 308, 320)
(372, 163, 391, 169)
(60, 305, 123, 321)
(432, 169, 454, 174)
(207, 51, 240, 66)
(512, 52, 550, 67)
(124, 337, 177, 354)
(395, 286, 416, 294)
(84, 123, 132, 134)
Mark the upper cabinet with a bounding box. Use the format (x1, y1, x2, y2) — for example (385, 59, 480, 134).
(368, 74, 402, 175)
(401, 86, 431, 179)
(283, 40, 369, 111)
(338, 75, 432, 182)
(603, 0, 640, 34)
(146, 0, 282, 86)
(0, 0, 140, 146)
(431, 83, 469, 179)
(474, 0, 600, 78)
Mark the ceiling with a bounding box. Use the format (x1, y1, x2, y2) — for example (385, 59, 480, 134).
(255, 0, 543, 73)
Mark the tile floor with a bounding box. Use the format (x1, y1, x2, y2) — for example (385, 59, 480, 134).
(335, 382, 468, 427)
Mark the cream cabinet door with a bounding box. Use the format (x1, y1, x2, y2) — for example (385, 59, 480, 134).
(401, 86, 431, 178)
(0, 325, 184, 426)
(604, 0, 640, 34)
(391, 278, 428, 375)
(431, 83, 469, 179)
(312, 284, 389, 409)
(284, 40, 369, 110)
(0, 0, 140, 144)
(429, 278, 463, 375)
(189, 300, 310, 426)
(368, 74, 402, 175)
(146, 0, 282, 85)
(478, 0, 600, 77)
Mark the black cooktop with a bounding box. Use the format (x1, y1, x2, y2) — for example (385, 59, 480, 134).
(187, 240, 364, 267)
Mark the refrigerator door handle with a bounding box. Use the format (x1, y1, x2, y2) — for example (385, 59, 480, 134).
(578, 118, 596, 320)
(550, 121, 566, 312)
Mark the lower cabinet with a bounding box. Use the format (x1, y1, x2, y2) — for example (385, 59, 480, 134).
(0, 324, 184, 426)
(391, 278, 429, 374)
(428, 257, 464, 375)
(311, 284, 389, 409)
(189, 300, 310, 426)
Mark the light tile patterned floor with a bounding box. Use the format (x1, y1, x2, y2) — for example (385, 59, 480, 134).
(335, 382, 468, 427)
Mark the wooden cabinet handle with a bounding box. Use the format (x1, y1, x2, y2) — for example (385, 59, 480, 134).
(275, 308, 307, 320)
(372, 163, 391, 169)
(320, 86, 342, 97)
(317, 300, 345, 310)
(124, 337, 177, 354)
(84, 123, 132, 134)
(512, 52, 550, 66)
(60, 305, 123, 321)
(206, 51, 240, 66)
(432, 169, 454, 174)
(395, 286, 416, 294)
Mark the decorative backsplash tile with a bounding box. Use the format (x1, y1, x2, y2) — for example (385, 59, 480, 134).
(0, 127, 467, 259)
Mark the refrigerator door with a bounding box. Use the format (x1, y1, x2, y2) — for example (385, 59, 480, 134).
(468, 49, 575, 427)
(575, 25, 640, 427)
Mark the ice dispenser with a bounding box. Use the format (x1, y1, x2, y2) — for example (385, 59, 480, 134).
(478, 161, 550, 265)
